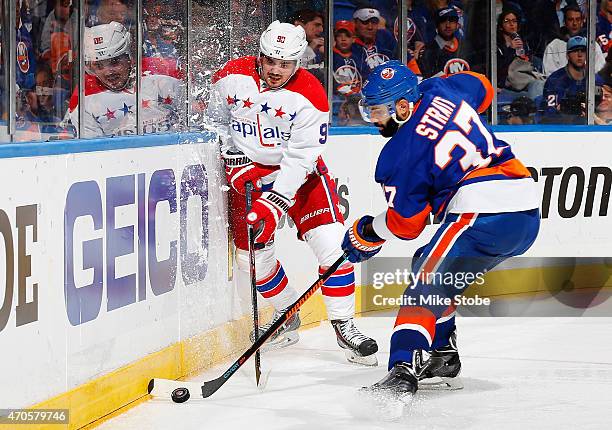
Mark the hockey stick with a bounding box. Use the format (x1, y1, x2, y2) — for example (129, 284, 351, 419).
(245, 182, 262, 386)
(199, 251, 347, 398)
(148, 251, 348, 401)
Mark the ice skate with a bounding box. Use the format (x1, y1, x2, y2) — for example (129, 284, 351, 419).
(417, 329, 463, 390)
(250, 308, 301, 352)
(331, 318, 378, 366)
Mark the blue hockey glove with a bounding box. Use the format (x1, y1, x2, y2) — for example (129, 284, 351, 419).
(342, 215, 386, 263)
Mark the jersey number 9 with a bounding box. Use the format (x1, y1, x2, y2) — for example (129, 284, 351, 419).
(319, 123, 328, 144)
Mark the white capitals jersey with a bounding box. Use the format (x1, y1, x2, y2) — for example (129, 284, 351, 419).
(207, 56, 330, 199)
(67, 57, 184, 138)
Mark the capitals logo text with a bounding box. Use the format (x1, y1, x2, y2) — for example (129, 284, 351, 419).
(231, 118, 291, 143)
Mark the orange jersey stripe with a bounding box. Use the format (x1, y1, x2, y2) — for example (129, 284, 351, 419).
(464, 158, 532, 182)
(421, 213, 475, 275)
(386, 204, 432, 240)
(455, 71, 494, 113)
(394, 306, 437, 338)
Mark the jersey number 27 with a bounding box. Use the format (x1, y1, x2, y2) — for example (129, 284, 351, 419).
(434, 101, 504, 172)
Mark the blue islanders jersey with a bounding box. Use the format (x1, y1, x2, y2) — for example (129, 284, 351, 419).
(355, 29, 398, 73)
(596, 12, 611, 53)
(371, 72, 540, 241)
(543, 67, 604, 117)
(333, 45, 369, 94)
(17, 24, 37, 90)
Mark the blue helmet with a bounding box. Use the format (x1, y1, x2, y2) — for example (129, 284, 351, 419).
(361, 60, 421, 108)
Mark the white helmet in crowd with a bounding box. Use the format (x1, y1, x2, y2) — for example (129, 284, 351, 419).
(259, 20, 308, 63)
(84, 21, 131, 62)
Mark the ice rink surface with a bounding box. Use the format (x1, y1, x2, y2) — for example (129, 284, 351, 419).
(100, 310, 612, 430)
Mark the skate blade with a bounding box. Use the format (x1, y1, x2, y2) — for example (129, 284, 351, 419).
(257, 369, 272, 391)
(353, 387, 413, 421)
(344, 349, 378, 366)
(259, 331, 299, 353)
(419, 376, 463, 390)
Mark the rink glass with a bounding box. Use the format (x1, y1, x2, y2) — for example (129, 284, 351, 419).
(496, 1, 595, 126)
(0, 0, 609, 143)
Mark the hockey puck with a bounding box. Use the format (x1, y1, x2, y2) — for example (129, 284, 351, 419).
(171, 387, 190, 403)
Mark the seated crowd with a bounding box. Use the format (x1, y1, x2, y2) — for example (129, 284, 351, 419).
(6, 0, 612, 139)
(329, 0, 612, 125)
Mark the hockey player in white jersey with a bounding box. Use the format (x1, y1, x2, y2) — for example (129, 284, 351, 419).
(66, 21, 183, 138)
(207, 21, 378, 365)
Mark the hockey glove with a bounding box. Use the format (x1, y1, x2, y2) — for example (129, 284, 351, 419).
(342, 215, 386, 263)
(246, 191, 292, 245)
(222, 149, 277, 195)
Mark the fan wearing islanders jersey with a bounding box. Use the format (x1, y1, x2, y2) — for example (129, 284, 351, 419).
(207, 21, 378, 365)
(65, 21, 183, 138)
(596, 0, 612, 53)
(332, 20, 369, 95)
(342, 61, 540, 398)
(353, 8, 398, 74)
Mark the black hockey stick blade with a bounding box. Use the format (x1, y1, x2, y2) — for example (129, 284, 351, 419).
(199, 251, 349, 398)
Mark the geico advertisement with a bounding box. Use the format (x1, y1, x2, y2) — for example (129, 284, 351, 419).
(0, 161, 211, 336)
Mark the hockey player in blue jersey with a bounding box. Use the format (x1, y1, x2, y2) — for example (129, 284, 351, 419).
(341, 61, 540, 400)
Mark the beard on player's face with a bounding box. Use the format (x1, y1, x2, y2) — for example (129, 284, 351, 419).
(375, 116, 400, 137)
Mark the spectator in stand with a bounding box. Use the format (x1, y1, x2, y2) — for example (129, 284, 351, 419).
(332, 20, 368, 95)
(596, 0, 612, 54)
(29, 0, 49, 50)
(157, 16, 184, 57)
(353, 7, 398, 73)
(34, 62, 65, 132)
(15, 1, 42, 141)
(17, 0, 38, 93)
(39, 0, 74, 61)
(594, 83, 612, 124)
(497, 8, 544, 99)
(598, 50, 612, 83)
(291, 9, 325, 74)
(16, 0, 40, 140)
(65, 21, 183, 137)
(92, 0, 134, 29)
(503, 95, 537, 124)
(543, 4, 606, 76)
(50, 31, 73, 91)
(49, 32, 73, 116)
(143, 3, 184, 59)
(417, 0, 465, 44)
(418, 7, 470, 78)
(542, 36, 602, 123)
(393, 0, 426, 56)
